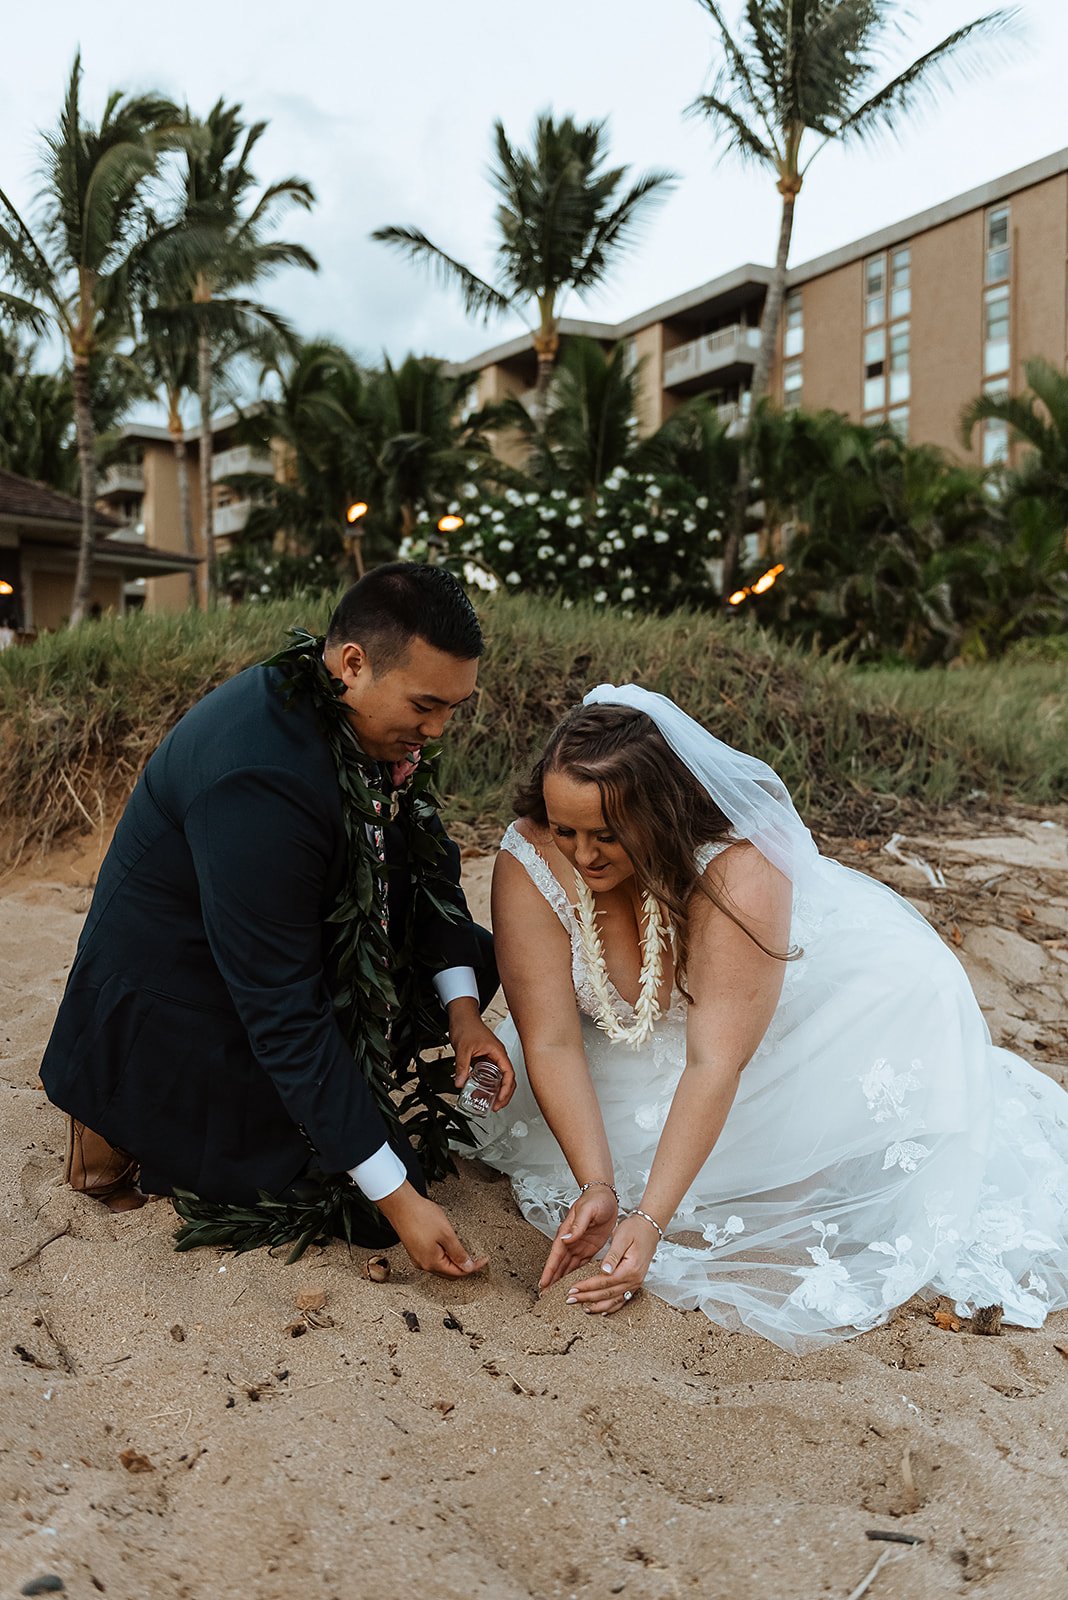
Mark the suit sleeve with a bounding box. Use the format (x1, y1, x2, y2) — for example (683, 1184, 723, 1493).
(412, 811, 485, 973)
(184, 765, 391, 1172)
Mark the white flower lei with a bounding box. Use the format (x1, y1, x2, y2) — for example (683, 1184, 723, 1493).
(572, 870, 669, 1047)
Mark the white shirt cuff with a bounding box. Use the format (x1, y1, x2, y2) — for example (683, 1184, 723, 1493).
(348, 1144, 408, 1202)
(433, 965, 479, 1007)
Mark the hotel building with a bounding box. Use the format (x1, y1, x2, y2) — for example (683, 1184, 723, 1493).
(451, 147, 1068, 473)
(83, 147, 1067, 617)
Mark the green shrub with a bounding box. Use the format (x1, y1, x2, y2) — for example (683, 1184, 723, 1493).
(1, 595, 1064, 858)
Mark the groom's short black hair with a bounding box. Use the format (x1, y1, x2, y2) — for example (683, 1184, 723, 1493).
(326, 561, 484, 671)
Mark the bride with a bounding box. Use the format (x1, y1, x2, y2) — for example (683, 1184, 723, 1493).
(468, 683, 1068, 1352)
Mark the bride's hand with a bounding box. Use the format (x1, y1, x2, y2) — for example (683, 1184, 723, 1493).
(564, 1214, 658, 1314)
(538, 1188, 618, 1292)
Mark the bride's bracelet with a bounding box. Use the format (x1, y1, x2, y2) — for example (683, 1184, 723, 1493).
(576, 1179, 619, 1207)
(628, 1208, 666, 1243)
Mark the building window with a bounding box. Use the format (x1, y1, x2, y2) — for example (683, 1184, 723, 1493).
(783, 357, 803, 410)
(863, 241, 910, 428)
(889, 322, 910, 404)
(986, 206, 1010, 284)
(890, 247, 911, 319)
(863, 327, 886, 411)
(864, 254, 885, 327)
(621, 335, 638, 374)
(783, 290, 804, 357)
(984, 285, 1010, 377)
(981, 378, 1010, 466)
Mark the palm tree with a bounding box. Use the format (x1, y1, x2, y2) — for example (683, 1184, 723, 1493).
(240, 338, 368, 564)
(373, 113, 674, 420)
(364, 355, 491, 540)
(243, 344, 489, 567)
(757, 414, 992, 660)
(0, 325, 77, 492)
(0, 55, 184, 622)
(150, 101, 317, 604)
(690, 0, 1018, 600)
(479, 337, 641, 497)
(962, 356, 1068, 518)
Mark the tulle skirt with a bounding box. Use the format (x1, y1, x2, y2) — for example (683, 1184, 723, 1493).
(468, 862, 1068, 1353)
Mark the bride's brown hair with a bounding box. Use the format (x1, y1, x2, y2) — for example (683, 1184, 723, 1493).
(515, 703, 792, 995)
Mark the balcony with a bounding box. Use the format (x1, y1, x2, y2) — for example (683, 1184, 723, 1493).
(662, 325, 762, 390)
(106, 520, 147, 545)
(98, 463, 144, 497)
(212, 446, 274, 483)
(212, 500, 251, 537)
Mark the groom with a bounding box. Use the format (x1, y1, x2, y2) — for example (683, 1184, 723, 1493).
(40, 562, 513, 1279)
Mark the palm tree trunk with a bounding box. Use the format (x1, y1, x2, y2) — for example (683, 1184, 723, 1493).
(721, 187, 797, 603)
(197, 327, 216, 607)
(69, 355, 97, 627)
(532, 314, 559, 428)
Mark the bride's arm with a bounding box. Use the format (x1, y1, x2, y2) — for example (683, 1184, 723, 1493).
(492, 849, 618, 1285)
(567, 844, 792, 1313)
(492, 850, 613, 1184)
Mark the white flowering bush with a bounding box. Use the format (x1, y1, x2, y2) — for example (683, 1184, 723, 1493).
(398, 470, 727, 610)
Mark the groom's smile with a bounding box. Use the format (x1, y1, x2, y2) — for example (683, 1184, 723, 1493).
(325, 635, 478, 762)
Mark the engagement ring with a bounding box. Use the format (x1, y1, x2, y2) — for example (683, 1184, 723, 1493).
(623, 1290, 633, 1302)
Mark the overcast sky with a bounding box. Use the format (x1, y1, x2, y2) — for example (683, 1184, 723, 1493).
(3, 0, 1065, 400)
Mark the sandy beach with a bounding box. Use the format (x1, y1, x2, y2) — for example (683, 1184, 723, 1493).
(2, 814, 1066, 1600)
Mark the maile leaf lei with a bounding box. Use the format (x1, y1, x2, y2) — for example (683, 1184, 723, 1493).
(172, 628, 476, 1258)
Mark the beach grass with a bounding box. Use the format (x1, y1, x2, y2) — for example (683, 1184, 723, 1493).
(1, 593, 1065, 857)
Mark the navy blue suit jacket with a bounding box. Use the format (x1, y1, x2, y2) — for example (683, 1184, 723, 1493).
(40, 662, 487, 1203)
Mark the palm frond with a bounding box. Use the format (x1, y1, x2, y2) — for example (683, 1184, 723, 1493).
(370, 226, 513, 320)
(691, 0, 782, 155)
(835, 8, 1020, 147)
(686, 92, 776, 165)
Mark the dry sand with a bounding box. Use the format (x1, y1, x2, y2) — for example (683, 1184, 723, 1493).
(2, 815, 1067, 1600)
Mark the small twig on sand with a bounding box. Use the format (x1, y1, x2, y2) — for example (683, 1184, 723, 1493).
(9, 1222, 71, 1270)
(845, 1546, 903, 1600)
(505, 1371, 534, 1396)
(35, 1301, 77, 1375)
(228, 1282, 248, 1307)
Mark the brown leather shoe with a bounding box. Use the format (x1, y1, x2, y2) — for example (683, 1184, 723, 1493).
(64, 1116, 147, 1212)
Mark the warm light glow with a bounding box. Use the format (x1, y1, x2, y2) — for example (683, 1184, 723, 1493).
(346, 501, 369, 523)
(437, 514, 465, 534)
(0, 580, 13, 595)
(751, 563, 785, 595)
(728, 564, 785, 605)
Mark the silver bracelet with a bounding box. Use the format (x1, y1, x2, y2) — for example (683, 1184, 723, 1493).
(629, 1208, 665, 1242)
(576, 1179, 619, 1206)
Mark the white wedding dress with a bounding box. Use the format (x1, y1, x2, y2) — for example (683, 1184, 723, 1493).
(468, 823, 1068, 1353)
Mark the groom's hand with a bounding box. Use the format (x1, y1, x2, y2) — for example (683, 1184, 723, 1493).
(376, 1182, 489, 1278)
(446, 998, 516, 1110)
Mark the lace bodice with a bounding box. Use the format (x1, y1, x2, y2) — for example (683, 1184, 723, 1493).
(499, 823, 732, 1034)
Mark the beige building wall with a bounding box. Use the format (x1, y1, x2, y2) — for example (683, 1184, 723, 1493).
(475, 359, 536, 469)
(795, 260, 864, 419)
(1012, 174, 1068, 383)
(30, 567, 124, 631)
(142, 439, 202, 613)
(908, 210, 985, 457)
(632, 324, 666, 432)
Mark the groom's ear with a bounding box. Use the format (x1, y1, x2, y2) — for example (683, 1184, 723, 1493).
(333, 641, 371, 688)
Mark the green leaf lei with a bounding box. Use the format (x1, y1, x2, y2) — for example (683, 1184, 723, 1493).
(172, 627, 477, 1260)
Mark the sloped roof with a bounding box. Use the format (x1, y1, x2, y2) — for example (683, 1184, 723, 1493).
(0, 467, 123, 531)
